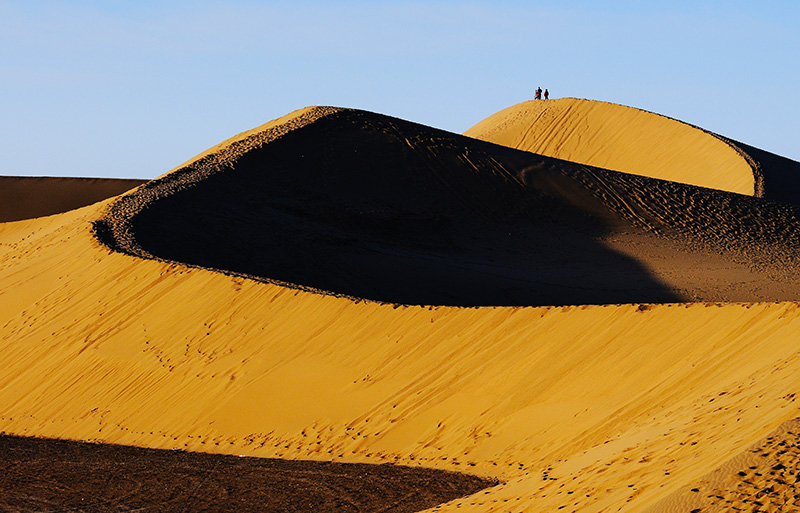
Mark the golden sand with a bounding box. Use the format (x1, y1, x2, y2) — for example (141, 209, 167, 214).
(3, 101, 800, 511)
(464, 98, 757, 195)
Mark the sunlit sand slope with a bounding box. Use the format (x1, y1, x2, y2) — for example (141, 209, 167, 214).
(3, 211, 800, 512)
(644, 418, 800, 512)
(465, 98, 800, 202)
(0, 176, 146, 222)
(3, 106, 800, 512)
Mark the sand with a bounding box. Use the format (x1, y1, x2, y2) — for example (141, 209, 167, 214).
(3, 99, 800, 511)
(0, 434, 493, 512)
(0, 176, 145, 222)
(643, 419, 800, 512)
(465, 98, 800, 201)
(95, 108, 800, 306)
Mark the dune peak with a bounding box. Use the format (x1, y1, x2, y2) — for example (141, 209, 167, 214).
(465, 98, 760, 196)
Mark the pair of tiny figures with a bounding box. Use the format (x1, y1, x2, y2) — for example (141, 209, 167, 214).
(534, 87, 549, 100)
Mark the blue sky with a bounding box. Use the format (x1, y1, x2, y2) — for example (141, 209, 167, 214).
(2, 1, 799, 178)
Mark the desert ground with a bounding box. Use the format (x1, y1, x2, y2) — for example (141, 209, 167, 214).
(2, 98, 800, 511)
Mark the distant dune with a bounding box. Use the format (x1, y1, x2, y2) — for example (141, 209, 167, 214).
(4, 102, 800, 511)
(0, 176, 145, 222)
(0, 176, 146, 223)
(465, 98, 800, 204)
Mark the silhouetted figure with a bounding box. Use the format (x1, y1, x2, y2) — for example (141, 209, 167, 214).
(544, 89, 549, 100)
(535, 87, 542, 100)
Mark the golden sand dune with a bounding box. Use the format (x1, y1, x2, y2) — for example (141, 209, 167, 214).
(0, 176, 145, 222)
(465, 98, 800, 204)
(3, 105, 800, 511)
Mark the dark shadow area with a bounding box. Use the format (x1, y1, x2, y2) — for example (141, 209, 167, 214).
(0, 176, 146, 222)
(125, 109, 684, 306)
(727, 139, 800, 206)
(0, 434, 496, 513)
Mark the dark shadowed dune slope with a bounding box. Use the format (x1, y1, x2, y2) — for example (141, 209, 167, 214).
(97, 107, 800, 307)
(726, 137, 800, 205)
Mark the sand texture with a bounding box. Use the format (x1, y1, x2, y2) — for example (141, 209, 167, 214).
(95, 108, 800, 306)
(643, 419, 800, 512)
(0, 434, 493, 512)
(3, 100, 800, 511)
(464, 98, 800, 203)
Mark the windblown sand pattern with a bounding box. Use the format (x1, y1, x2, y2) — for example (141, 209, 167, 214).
(644, 419, 800, 512)
(3, 99, 800, 511)
(465, 98, 800, 204)
(95, 107, 800, 305)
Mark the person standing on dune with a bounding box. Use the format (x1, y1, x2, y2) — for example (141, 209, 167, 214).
(535, 87, 542, 100)
(544, 89, 549, 100)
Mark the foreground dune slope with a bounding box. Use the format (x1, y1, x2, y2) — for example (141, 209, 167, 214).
(643, 419, 800, 512)
(2, 107, 800, 511)
(465, 98, 800, 204)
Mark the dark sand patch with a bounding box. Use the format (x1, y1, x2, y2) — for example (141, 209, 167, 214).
(0, 434, 496, 512)
(0, 176, 146, 222)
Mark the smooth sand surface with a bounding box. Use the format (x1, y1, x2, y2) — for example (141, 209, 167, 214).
(464, 98, 793, 199)
(0, 176, 146, 222)
(3, 104, 800, 511)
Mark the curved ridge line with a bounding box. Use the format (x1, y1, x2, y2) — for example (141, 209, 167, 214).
(491, 98, 763, 198)
(96, 106, 343, 258)
(584, 98, 763, 198)
(90, 106, 397, 305)
(708, 133, 765, 198)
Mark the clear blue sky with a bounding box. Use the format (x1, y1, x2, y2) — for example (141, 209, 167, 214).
(2, 1, 799, 178)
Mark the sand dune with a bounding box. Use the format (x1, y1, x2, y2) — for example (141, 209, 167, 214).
(3, 104, 800, 511)
(465, 98, 800, 204)
(95, 107, 800, 306)
(0, 176, 145, 222)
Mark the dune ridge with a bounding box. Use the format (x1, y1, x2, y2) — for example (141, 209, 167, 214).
(463, 98, 800, 200)
(3, 103, 800, 511)
(97, 106, 800, 306)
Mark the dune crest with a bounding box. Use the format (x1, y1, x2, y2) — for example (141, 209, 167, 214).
(464, 98, 759, 196)
(94, 107, 800, 307)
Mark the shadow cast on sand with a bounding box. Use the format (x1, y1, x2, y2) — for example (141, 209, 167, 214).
(0, 434, 496, 512)
(98, 108, 687, 307)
